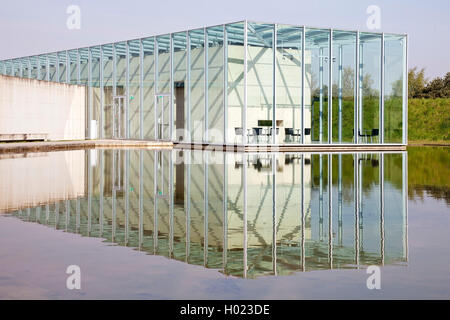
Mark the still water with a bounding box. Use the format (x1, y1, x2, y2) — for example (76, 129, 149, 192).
(0, 147, 448, 299)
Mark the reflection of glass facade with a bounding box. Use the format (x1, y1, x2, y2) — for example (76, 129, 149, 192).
(3, 149, 408, 278)
(0, 21, 407, 146)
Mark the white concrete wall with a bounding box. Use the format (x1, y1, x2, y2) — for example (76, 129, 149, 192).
(0, 75, 86, 140)
(0, 150, 86, 213)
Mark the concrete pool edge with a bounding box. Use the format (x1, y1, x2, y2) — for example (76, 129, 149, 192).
(0, 139, 173, 155)
(0, 139, 407, 155)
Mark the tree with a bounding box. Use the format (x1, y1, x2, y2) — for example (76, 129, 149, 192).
(408, 67, 427, 98)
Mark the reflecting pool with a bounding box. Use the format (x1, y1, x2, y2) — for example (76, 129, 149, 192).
(0, 147, 448, 299)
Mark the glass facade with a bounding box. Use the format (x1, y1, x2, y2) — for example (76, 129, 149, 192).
(3, 149, 408, 278)
(0, 21, 407, 145)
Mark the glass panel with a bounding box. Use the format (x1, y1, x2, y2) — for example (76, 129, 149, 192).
(30, 56, 38, 79)
(188, 29, 205, 143)
(309, 153, 331, 267)
(79, 48, 89, 85)
(384, 34, 405, 144)
(359, 33, 381, 144)
(39, 55, 47, 81)
(142, 38, 155, 140)
(226, 22, 244, 144)
(207, 26, 224, 144)
(115, 42, 127, 138)
(384, 153, 406, 262)
(91, 46, 101, 139)
(276, 24, 303, 144)
(5, 60, 12, 76)
(246, 22, 274, 145)
(48, 53, 57, 81)
(68, 49, 78, 84)
(13, 59, 20, 77)
(128, 39, 141, 139)
(305, 28, 330, 144)
(21, 58, 29, 78)
(102, 44, 114, 138)
(173, 32, 187, 142)
(157, 35, 171, 140)
(58, 51, 67, 83)
(332, 30, 356, 143)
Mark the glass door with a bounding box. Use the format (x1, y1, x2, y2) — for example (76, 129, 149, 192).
(155, 93, 171, 141)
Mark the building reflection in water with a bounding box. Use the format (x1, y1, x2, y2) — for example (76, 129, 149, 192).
(2, 149, 408, 278)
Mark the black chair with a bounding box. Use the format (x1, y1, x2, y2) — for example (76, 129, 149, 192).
(252, 127, 263, 143)
(371, 129, 379, 143)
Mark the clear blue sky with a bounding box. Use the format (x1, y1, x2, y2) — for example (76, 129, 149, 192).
(0, 0, 448, 79)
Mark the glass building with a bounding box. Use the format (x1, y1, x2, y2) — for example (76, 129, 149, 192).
(0, 21, 407, 146)
(3, 149, 408, 278)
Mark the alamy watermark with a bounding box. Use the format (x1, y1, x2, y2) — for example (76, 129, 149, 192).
(66, 5, 81, 30)
(366, 5, 381, 30)
(66, 265, 81, 290)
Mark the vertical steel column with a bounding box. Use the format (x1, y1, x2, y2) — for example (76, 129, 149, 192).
(301, 155, 305, 271)
(359, 43, 364, 141)
(380, 153, 385, 265)
(403, 36, 408, 145)
(338, 154, 343, 246)
(87, 151, 92, 236)
(140, 40, 144, 139)
(186, 31, 191, 143)
(328, 29, 333, 144)
(100, 46, 104, 139)
(186, 150, 191, 261)
(272, 154, 277, 275)
(77, 49, 80, 85)
(66, 50, 70, 83)
(272, 24, 277, 145)
(223, 25, 228, 144)
(88, 48, 92, 139)
(354, 153, 360, 267)
(243, 153, 248, 278)
(338, 45, 343, 142)
(170, 34, 174, 141)
(301, 26, 306, 144)
(36, 58, 41, 80)
(243, 21, 248, 145)
(153, 150, 158, 253)
(403, 152, 408, 261)
(204, 29, 209, 142)
(319, 47, 324, 143)
(126, 42, 130, 139)
(154, 38, 159, 140)
(319, 154, 323, 240)
(112, 151, 116, 242)
(27, 58, 31, 78)
(222, 152, 228, 271)
(139, 150, 144, 249)
(169, 151, 174, 257)
(125, 150, 130, 245)
(328, 154, 333, 268)
(100, 150, 104, 237)
(46, 54, 49, 81)
(354, 32, 360, 144)
(56, 53, 59, 82)
(204, 152, 208, 266)
(380, 33, 385, 144)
